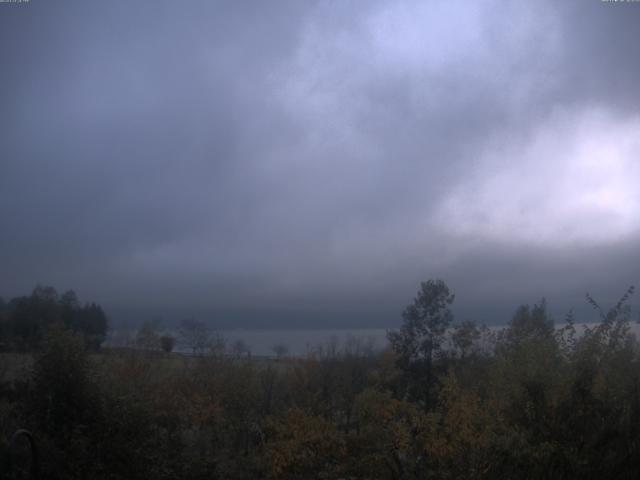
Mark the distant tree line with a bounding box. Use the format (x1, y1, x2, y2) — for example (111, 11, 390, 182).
(0, 285, 108, 351)
(132, 317, 229, 356)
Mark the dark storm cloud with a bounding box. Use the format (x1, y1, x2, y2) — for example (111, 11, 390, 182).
(1, 0, 639, 326)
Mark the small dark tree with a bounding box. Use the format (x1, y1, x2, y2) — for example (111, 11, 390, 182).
(8, 286, 61, 349)
(210, 331, 227, 357)
(580, 285, 636, 357)
(77, 303, 108, 350)
(232, 339, 251, 358)
(508, 299, 553, 339)
(60, 289, 80, 330)
(59, 293, 109, 350)
(160, 334, 176, 353)
(178, 318, 211, 355)
(387, 279, 455, 405)
(497, 299, 555, 357)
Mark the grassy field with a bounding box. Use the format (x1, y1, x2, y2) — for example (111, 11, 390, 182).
(1, 348, 289, 389)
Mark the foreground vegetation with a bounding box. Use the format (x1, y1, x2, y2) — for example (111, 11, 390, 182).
(1, 281, 640, 479)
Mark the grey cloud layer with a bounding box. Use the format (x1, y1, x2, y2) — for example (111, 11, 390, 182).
(1, 0, 639, 326)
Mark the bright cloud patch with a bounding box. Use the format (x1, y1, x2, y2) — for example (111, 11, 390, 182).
(436, 108, 640, 246)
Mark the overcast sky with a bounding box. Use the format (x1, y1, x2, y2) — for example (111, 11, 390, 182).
(1, 0, 639, 327)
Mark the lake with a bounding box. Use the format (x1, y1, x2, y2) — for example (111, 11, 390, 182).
(106, 321, 640, 357)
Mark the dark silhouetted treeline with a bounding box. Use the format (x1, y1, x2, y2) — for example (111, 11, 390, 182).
(0, 285, 108, 351)
(2, 280, 640, 479)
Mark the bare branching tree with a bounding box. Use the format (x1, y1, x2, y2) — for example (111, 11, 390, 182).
(178, 318, 211, 356)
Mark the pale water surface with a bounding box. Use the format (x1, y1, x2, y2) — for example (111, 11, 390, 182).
(107, 322, 640, 357)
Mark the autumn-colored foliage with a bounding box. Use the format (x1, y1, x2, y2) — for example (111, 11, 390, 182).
(2, 282, 640, 478)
